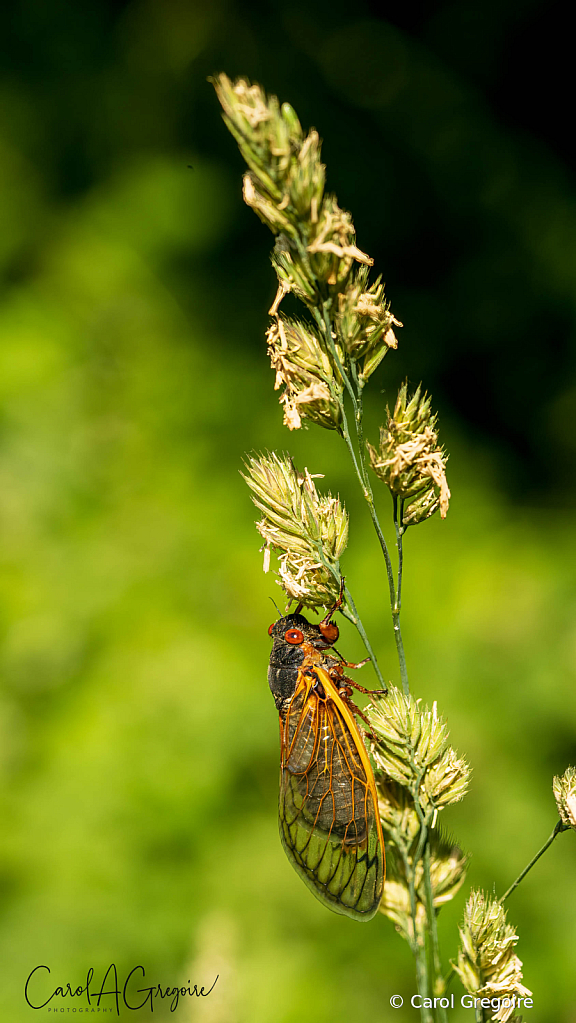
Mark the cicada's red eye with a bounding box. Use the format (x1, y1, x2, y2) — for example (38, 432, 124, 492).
(268, 623, 275, 636)
(284, 628, 304, 645)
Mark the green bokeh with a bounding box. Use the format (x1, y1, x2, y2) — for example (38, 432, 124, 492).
(1, 2, 575, 1021)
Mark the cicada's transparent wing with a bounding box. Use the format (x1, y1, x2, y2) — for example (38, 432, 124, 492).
(279, 666, 385, 920)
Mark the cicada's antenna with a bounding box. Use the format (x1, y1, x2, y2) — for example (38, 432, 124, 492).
(269, 596, 282, 616)
(281, 598, 303, 616)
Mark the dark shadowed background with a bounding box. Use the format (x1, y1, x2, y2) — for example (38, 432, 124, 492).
(1, 1, 575, 1021)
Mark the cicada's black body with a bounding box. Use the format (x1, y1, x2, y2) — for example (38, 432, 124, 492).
(267, 612, 339, 715)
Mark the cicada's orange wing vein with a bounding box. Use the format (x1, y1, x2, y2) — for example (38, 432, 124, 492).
(278, 665, 385, 920)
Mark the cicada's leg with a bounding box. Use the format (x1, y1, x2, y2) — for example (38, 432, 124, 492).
(329, 663, 387, 697)
(317, 578, 347, 645)
(332, 648, 371, 670)
(320, 576, 345, 623)
(347, 679, 388, 697)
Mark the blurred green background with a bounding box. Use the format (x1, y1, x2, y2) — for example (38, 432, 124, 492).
(1, 0, 575, 1020)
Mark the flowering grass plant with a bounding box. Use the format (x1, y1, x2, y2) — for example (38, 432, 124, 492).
(213, 73, 573, 1023)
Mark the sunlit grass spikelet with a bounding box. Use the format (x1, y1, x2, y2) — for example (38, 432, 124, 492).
(426, 835, 469, 907)
(369, 686, 470, 812)
(553, 766, 576, 830)
(367, 383, 450, 523)
(242, 452, 347, 608)
(335, 266, 402, 381)
(266, 317, 343, 431)
(453, 891, 532, 1022)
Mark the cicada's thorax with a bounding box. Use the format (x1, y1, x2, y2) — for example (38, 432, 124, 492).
(267, 613, 339, 716)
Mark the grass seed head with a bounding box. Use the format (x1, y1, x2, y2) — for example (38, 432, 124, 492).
(453, 891, 532, 1022)
(367, 383, 450, 523)
(553, 766, 576, 830)
(242, 452, 347, 609)
(266, 317, 343, 431)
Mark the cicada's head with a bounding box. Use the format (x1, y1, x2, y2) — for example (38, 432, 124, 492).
(267, 612, 339, 651)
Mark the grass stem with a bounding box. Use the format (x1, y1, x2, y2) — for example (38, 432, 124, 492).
(499, 820, 570, 904)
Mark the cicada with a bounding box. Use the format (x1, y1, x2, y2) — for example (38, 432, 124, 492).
(267, 597, 386, 921)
